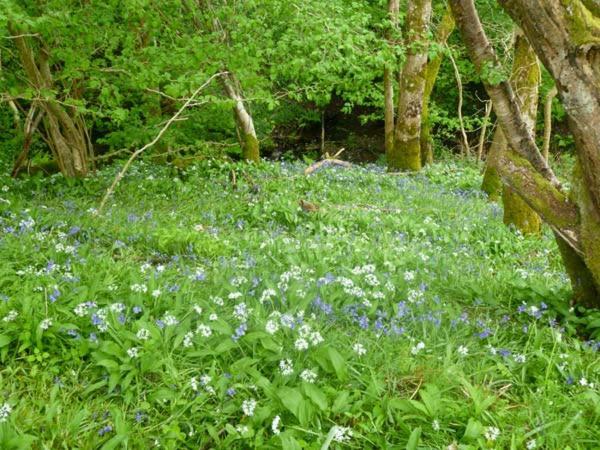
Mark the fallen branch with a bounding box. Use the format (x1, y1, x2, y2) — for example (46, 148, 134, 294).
(97, 72, 224, 213)
(304, 148, 352, 175)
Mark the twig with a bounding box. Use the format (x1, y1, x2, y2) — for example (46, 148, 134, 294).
(476, 100, 493, 162)
(97, 72, 224, 213)
(447, 46, 470, 157)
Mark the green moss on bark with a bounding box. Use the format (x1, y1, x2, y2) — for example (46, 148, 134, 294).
(242, 133, 260, 163)
(572, 161, 600, 306)
(481, 165, 502, 201)
(503, 185, 541, 234)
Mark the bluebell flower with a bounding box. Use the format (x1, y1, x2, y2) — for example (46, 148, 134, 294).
(49, 288, 61, 303)
(478, 328, 492, 339)
(132, 306, 142, 314)
(98, 425, 113, 436)
(91, 314, 103, 326)
(358, 314, 369, 329)
(67, 226, 80, 236)
(155, 319, 165, 329)
(232, 323, 247, 341)
(226, 388, 236, 397)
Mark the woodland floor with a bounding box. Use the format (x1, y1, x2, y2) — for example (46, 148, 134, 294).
(0, 159, 598, 449)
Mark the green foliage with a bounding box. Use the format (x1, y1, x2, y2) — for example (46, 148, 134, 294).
(0, 159, 598, 448)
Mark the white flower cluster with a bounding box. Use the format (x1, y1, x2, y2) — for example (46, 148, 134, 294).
(332, 425, 353, 443)
(300, 369, 317, 383)
(484, 426, 500, 441)
(130, 283, 148, 293)
(0, 403, 11, 423)
(411, 341, 425, 355)
(242, 398, 257, 416)
(279, 359, 294, 376)
(271, 415, 281, 435)
(2, 310, 18, 322)
(353, 342, 367, 356)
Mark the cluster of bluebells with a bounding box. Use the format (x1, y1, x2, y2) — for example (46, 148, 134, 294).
(0, 161, 595, 448)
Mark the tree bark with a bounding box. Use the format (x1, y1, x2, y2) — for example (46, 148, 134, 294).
(9, 25, 91, 177)
(476, 100, 492, 162)
(499, 0, 600, 305)
(481, 126, 505, 202)
(499, 0, 600, 214)
(420, 6, 455, 165)
(501, 31, 542, 235)
(450, 0, 600, 305)
(388, 0, 432, 172)
(384, 0, 400, 158)
(543, 86, 558, 162)
(221, 72, 259, 163)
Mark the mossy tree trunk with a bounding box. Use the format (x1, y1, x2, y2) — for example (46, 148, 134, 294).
(481, 127, 505, 201)
(388, 0, 432, 172)
(383, 0, 400, 157)
(10, 25, 92, 177)
(420, 6, 455, 165)
(221, 72, 260, 163)
(450, 0, 600, 306)
(501, 32, 542, 234)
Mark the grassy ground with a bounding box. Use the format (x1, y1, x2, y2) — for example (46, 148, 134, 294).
(0, 159, 598, 449)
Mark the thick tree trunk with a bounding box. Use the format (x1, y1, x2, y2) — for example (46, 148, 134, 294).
(388, 0, 432, 172)
(221, 72, 259, 163)
(384, 0, 400, 157)
(481, 126, 505, 202)
(9, 26, 91, 177)
(450, 0, 600, 305)
(502, 32, 541, 235)
(420, 6, 455, 165)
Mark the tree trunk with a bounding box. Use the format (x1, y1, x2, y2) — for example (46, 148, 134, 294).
(9, 25, 91, 177)
(420, 5, 455, 165)
(476, 100, 492, 162)
(450, 0, 600, 305)
(543, 86, 558, 162)
(481, 126, 505, 201)
(221, 72, 260, 163)
(388, 0, 432, 172)
(384, 0, 400, 157)
(502, 32, 541, 235)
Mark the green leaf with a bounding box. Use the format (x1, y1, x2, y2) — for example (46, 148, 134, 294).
(0, 334, 12, 348)
(406, 427, 421, 450)
(303, 383, 328, 411)
(327, 347, 347, 381)
(462, 418, 483, 442)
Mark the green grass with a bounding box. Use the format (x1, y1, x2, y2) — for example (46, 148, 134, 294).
(0, 159, 598, 449)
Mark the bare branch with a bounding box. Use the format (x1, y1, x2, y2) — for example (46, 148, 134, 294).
(97, 72, 224, 213)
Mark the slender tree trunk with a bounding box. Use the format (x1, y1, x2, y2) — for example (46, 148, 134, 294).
(384, 0, 399, 157)
(420, 6, 455, 165)
(543, 86, 557, 162)
(221, 72, 259, 163)
(476, 100, 492, 162)
(11, 106, 44, 177)
(450, 0, 600, 306)
(9, 25, 91, 177)
(389, 0, 433, 172)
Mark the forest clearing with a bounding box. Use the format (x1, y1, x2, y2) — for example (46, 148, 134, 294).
(1, 0, 599, 448)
